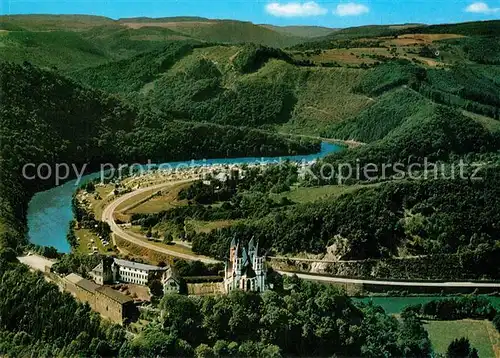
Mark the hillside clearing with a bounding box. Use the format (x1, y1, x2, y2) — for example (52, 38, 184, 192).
(270, 184, 370, 204)
(424, 320, 499, 358)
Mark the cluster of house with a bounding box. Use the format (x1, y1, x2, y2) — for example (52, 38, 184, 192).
(89, 257, 181, 294)
(63, 238, 269, 324)
(20, 237, 269, 327)
(88, 236, 268, 296)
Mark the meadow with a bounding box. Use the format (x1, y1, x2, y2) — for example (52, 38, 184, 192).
(424, 320, 499, 357)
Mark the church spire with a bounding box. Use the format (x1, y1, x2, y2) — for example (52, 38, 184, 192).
(248, 236, 255, 251)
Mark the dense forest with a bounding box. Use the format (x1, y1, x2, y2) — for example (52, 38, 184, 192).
(0, 251, 433, 357)
(0, 61, 318, 251)
(121, 276, 432, 357)
(184, 166, 500, 280)
(130, 158, 500, 280)
(403, 296, 498, 321)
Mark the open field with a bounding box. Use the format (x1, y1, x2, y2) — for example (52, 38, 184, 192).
(115, 187, 161, 213)
(124, 182, 191, 214)
(114, 234, 186, 265)
(424, 319, 500, 358)
(86, 185, 116, 219)
(112, 283, 151, 302)
(294, 46, 444, 68)
(291, 33, 466, 69)
(271, 184, 372, 204)
(382, 33, 465, 46)
(187, 219, 240, 234)
(355, 296, 500, 315)
(463, 110, 500, 134)
(74, 228, 113, 255)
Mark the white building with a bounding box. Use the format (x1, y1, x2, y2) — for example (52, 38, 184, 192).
(90, 257, 167, 286)
(161, 267, 181, 294)
(224, 237, 266, 293)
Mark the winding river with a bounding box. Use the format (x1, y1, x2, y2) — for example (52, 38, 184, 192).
(27, 142, 342, 253)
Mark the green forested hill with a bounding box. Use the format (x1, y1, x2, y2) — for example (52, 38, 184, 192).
(0, 62, 318, 250)
(2, 15, 500, 273)
(259, 24, 337, 38)
(142, 19, 304, 47)
(1, 15, 500, 357)
(325, 88, 433, 142)
(191, 166, 500, 278)
(0, 15, 311, 71)
(293, 20, 500, 50)
(68, 45, 500, 143)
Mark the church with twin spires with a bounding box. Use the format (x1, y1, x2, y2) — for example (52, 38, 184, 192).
(224, 237, 267, 293)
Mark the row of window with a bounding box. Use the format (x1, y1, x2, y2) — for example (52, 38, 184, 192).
(120, 269, 147, 281)
(122, 266, 146, 273)
(123, 277, 146, 285)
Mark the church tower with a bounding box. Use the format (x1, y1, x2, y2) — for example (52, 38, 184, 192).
(224, 236, 267, 293)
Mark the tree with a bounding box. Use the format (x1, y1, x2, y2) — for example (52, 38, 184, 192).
(85, 181, 95, 193)
(446, 337, 477, 358)
(195, 344, 214, 358)
(148, 279, 163, 298)
(159, 294, 203, 344)
(493, 314, 500, 333)
(163, 232, 174, 245)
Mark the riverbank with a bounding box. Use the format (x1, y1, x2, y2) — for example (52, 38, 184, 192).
(27, 142, 343, 253)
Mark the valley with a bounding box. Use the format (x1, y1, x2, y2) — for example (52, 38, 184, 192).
(1, 12, 500, 358)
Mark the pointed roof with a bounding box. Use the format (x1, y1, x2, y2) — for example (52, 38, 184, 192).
(230, 236, 237, 248)
(248, 236, 255, 251)
(241, 246, 248, 266)
(92, 262, 103, 273)
(162, 267, 181, 284)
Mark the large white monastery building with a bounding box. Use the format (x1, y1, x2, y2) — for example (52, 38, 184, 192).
(90, 257, 180, 293)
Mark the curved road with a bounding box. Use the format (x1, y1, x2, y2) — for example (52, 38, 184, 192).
(102, 179, 500, 289)
(101, 179, 220, 264)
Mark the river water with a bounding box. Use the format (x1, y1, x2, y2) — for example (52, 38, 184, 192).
(27, 142, 342, 253)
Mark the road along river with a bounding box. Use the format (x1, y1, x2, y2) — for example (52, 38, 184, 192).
(102, 180, 500, 289)
(26, 141, 500, 290)
(278, 272, 500, 289)
(27, 142, 342, 252)
(101, 179, 220, 264)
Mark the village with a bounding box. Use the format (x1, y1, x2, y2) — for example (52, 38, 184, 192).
(19, 161, 500, 329)
(18, 164, 278, 326)
(18, 236, 270, 326)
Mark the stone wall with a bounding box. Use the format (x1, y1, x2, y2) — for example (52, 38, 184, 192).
(114, 235, 175, 265)
(187, 282, 224, 296)
(60, 276, 132, 325)
(62, 278, 95, 305)
(268, 253, 499, 281)
(95, 289, 129, 324)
